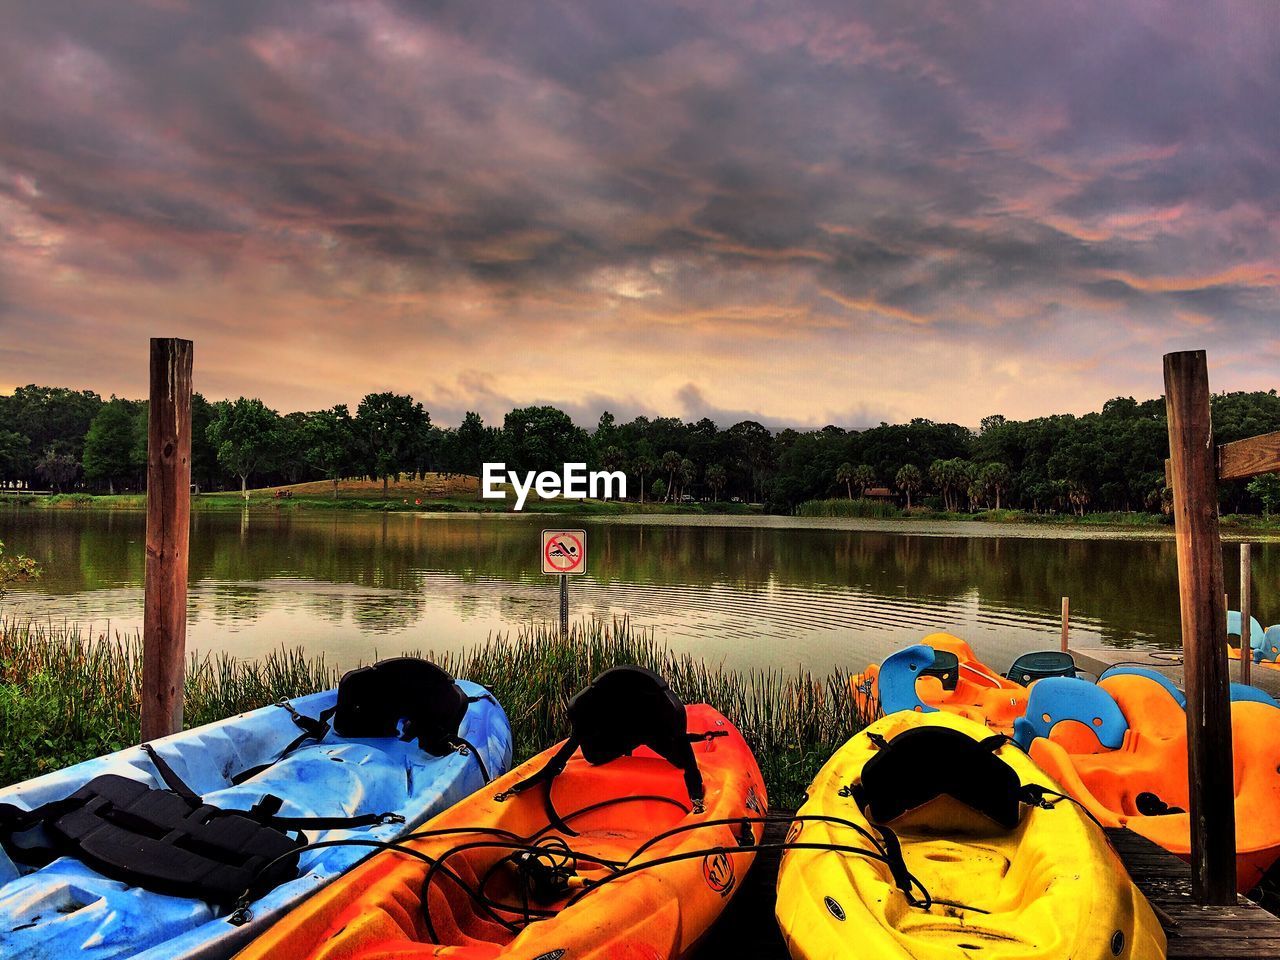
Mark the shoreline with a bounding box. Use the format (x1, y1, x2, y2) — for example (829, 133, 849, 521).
(8, 492, 1280, 540)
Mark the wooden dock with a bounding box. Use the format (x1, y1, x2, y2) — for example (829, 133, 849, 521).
(696, 814, 1280, 959)
(1070, 646, 1280, 698)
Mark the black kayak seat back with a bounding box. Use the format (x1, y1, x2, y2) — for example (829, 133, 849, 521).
(500, 665, 707, 821)
(1006, 651, 1076, 686)
(3, 774, 302, 906)
(921, 649, 960, 691)
(856, 726, 1024, 830)
(334, 657, 469, 755)
(567, 665, 690, 767)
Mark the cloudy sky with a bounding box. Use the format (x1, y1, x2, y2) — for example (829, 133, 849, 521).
(1, 0, 1277, 429)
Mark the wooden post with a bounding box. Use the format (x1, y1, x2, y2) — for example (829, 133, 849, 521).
(1060, 596, 1070, 653)
(1163, 349, 1237, 905)
(559, 573, 569, 640)
(1240, 543, 1252, 687)
(142, 338, 193, 742)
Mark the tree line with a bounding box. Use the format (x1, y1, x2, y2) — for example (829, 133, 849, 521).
(2, 384, 1279, 514)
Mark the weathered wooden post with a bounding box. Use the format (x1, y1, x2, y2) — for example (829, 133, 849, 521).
(1060, 596, 1070, 653)
(1240, 543, 1252, 687)
(142, 338, 193, 742)
(1163, 349, 1236, 905)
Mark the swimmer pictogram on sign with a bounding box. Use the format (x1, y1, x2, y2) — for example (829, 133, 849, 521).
(541, 529, 586, 576)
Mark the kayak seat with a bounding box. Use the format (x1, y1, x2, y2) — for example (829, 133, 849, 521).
(1006, 651, 1076, 686)
(922, 650, 961, 691)
(1227, 611, 1267, 660)
(1099, 667, 1186, 709)
(1011, 677, 1127, 751)
(854, 726, 1025, 831)
(334, 657, 472, 755)
(1265, 625, 1280, 661)
(876, 645, 941, 716)
(498, 665, 711, 825)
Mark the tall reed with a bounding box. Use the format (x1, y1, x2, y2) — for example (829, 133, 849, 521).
(0, 615, 874, 807)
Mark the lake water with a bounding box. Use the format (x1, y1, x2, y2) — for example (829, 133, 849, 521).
(2, 508, 1277, 675)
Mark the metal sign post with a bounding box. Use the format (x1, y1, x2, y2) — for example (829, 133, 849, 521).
(542, 529, 586, 639)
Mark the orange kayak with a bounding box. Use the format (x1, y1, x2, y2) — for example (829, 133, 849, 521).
(236, 668, 767, 960)
(851, 633, 1030, 734)
(1026, 670, 1280, 892)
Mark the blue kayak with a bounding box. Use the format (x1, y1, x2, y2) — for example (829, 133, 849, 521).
(0, 661, 512, 960)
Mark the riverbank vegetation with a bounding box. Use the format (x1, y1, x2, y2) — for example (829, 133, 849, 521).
(4, 383, 1280, 519)
(0, 616, 870, 807)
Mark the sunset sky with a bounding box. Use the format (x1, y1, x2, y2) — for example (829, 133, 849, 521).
(1, 0, 1277, 430)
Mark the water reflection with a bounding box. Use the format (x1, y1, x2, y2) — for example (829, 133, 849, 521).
(2, 508, 1278, 673)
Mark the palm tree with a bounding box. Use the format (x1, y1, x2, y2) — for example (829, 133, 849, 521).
(979, 462, 1011, 510)
(706, 464, 727, 502)
(631, 454, 653, 503)
(679, 458, 696, 501)
(895, 463, 922, 510)
(660, 450, 681, 503)
(853, 464, 876, 498)
(835, 462, 854, 499)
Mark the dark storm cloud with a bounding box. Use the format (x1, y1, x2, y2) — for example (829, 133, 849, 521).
(0, 0, 1276, 424)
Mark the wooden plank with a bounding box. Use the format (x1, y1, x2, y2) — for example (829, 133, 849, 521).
(1218, 430, 1280, 482)
(1163, 429, 1280, 487)
(141, 338, 193, 742)
(1164, 350, 1238, 905)
(1240, 544, 1252, 687)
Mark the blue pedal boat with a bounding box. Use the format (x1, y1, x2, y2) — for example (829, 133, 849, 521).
(0, 658, 512, 960)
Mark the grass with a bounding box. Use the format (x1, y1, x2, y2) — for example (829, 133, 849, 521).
(16, 475, 763, 516)
(796, 498, 904, 518)
(0, 615, 871, 808)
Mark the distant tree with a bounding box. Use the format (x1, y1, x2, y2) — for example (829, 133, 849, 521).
(853, 464, 876, 498)
(895, 463, 923, 510)
(82, 399, 136, 493)
(706, 464, 727, 502)
(835, 462, 854, 500)
(1067, 480, 1091, 516)
(207, 398, 281, 499)
(650, 478, 667, 502)
(1247, 474, 1280, 517)
(303, 405, 356, 498)
(0, 430, 32, 486)
(979, 462, 1011, 510)
(355, 392, 430, 498)
(726, 420, 774, 502)
(601, 445, 626, 473)
(35, 445, 79, 492)
(928, 458, 966, 512)
(190, 393, 219, 493)
(679, 458, 696, 500)
(502, 405, 587, 474)
(454, 412, 488, 476)
(660, 450, 681, 503)
(632, 454, 654, 503)
(0, 385, 101, 487)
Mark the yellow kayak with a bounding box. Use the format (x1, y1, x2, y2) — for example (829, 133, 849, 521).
(776, 711, 1166, 960)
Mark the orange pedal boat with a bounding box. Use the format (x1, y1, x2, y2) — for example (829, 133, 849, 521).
(1023, 668, 1280, 892)
(235, 667, 767, 960)
(851, 633, 1033, 734)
